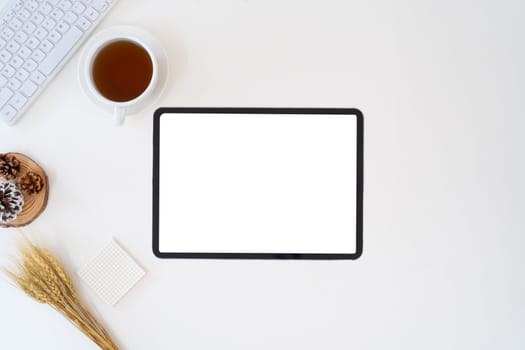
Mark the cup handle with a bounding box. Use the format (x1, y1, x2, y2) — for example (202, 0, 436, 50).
(113, 107, 126, 125)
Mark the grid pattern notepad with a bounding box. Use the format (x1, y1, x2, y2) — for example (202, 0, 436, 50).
(78, 240, 145, 306)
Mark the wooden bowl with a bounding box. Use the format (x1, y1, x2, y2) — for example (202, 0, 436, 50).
(0, 153, 48, 228)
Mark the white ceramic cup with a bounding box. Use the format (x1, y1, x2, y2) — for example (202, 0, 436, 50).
(82, 35, 159, 125)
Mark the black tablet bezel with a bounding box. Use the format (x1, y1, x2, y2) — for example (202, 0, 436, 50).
(153, 108, 363, 259)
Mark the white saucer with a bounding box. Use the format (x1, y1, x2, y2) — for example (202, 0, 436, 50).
(78, 25, 169, 119)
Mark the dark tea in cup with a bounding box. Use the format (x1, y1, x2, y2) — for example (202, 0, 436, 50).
(92, 40, 153, 102)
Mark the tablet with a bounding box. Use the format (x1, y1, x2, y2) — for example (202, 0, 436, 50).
(153, 108, 363, 259)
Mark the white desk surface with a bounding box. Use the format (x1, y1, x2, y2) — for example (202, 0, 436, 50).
(1, 0, 524, 349)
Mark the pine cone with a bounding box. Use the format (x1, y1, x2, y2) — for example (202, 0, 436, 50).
(0, 154, 20, 180)
(0, 181, 24, 224)
(19, 172, 44, 195)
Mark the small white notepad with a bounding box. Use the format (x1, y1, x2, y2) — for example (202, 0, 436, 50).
(78, 240, 145, 306)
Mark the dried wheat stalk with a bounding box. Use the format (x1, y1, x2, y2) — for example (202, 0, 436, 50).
(3, 238, 119, 350)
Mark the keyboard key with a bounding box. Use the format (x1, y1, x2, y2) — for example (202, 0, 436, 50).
(31, 12, 45, 24)
(13, 0, 24, 11)
(72, 2, 86, 15)
(40, 2, 53, 15)
(8, 78, 21, 90)
(25, 0, 40, 11)
(40, 39, 53, 52)
(0, 38, 5, 48)
(15, 68, 29, 81)
(14, 31, 28, 44)
(31, 70, 45, 84)
(18, 46, 31, 58)
(10, 56, 23, 68)
(64, 11, 78, 24)
(6, 41, 20, 53)
(85, 8, 99, 21)
(59, 0, 73, 10)
(18, 8, 31, 21)
(0, 87, 13, 108)
(9, 93, 27, 109)
(39, 26, 82, 75)
(48, 30, 61, 43)
(0, 61, 4, 71)
(20, 80, 37, 96)
(0, 76, 7, 87)
(9, 18, 23, 31)
(1, 65, 15, 77)
(51, 8, 65, 21)
(26, 37, 40, 49)
(56, 21, 69, 34)
(35, 27, 48, 40)
(31, 49, 45, 62)
(0, 105, 17, 123)
(76, 17, 90, 30)
(5, 11, 16, 22)
(43, 18, 56, 31)
(23, 58, 37, 71)
(0, 50, 12, 62)
(92, 0, 108, 12)
(1, 27, 14, 40)
(22, 21, 37, 34)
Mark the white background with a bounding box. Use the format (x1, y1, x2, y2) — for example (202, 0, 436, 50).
(159, 114, 357, 254)
(1, 0, 524, 349)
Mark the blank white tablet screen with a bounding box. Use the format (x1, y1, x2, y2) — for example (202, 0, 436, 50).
(159, 113, 357, 254)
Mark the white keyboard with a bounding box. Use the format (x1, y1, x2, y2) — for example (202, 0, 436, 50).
(0, 0, 116, 126)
